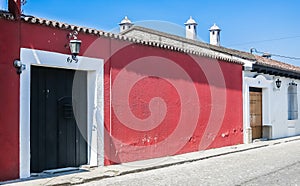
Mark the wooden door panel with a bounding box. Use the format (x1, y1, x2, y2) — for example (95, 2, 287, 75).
(30, 66, 87, 173)
(57, 97, 75, 167)
(249, 90, 262, 140)
(252, 126, 262, 139)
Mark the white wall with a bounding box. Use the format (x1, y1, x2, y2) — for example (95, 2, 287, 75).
(243, 71, 300, 143)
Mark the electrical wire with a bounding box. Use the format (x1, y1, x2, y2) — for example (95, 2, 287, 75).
(250, 48, 300, 60)
(228, 35, 300, 47)
(270, 53, 300, 60)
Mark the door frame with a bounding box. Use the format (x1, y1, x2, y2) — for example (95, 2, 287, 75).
(243, 73, 273, 143)
(19, 48, 104, 178)
(249, 88, 263, 140)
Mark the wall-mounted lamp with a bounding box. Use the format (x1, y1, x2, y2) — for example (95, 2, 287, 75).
(13, 60, 26, 74)
(275, 78, 282, 89)
(66, 31, 81, 63)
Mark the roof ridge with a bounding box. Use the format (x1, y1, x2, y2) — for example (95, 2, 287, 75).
(121, 25, 256, 61)
(122, 25, 300, 74)
(0, 13, 243, 64)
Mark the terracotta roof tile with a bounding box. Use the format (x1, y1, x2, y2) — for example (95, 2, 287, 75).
(255, 55, 300, 73)
(0, 10, 14, 20)
(1, 11, 299, 73)
(13, 14, 244, 64)
(121, 26, 256, 61)
(122, 26, 300, 74)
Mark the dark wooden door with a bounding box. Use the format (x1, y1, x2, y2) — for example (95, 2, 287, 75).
(249, 88, 263, 140)
(30, 66, 87, 173)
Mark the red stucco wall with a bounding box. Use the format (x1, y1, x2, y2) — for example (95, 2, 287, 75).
(0, 18, 20, 181)
(0, 17, 243, 181)
(104, 42, 243, 164)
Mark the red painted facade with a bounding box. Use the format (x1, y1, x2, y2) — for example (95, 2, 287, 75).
(104, 43, 243, 164)
(0, 13, 243, 181)
(0, 18, 21, 181)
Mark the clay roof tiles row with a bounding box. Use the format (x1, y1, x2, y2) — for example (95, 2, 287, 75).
(18, 14, 246, 64)
(1, 11, 300, 74)
(255, 55, 300, 74)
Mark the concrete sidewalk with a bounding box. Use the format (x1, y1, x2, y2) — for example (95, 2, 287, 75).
(3, 136, 300, 186)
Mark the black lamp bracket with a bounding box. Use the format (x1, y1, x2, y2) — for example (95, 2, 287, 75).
(68, 31, 78, 40)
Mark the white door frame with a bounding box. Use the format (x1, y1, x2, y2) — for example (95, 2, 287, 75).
(243, 73, 273, 143)
(19, 48, 104, 178)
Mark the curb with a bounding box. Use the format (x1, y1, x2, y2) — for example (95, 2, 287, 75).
(53, 136, 300, 185)
(3, 136, 300, 186)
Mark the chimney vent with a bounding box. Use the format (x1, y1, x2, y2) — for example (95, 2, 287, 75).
(119, 16, 133, 32)
(209, 23, 221, 46)
(184, 16, 197, 40)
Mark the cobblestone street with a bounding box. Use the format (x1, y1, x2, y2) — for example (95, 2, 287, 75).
(81, 140, 300, 186)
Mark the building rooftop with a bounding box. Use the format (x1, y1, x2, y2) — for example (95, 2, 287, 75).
(1, 11, 299, 76)
(121, 25, 255, 61)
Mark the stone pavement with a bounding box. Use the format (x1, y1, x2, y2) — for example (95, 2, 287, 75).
(2, 136, 300, 186)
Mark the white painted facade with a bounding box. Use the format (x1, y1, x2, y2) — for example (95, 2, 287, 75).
(19, 48, 104, 178)
(243, 70, 300, 143)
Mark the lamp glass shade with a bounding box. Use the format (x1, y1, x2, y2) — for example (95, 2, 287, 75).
(69, 39, 82, 55)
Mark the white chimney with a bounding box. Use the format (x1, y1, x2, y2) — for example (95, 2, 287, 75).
(209, 23, 221, 46)
(184, 16, 197, 40)
(119, 16, 133, 32)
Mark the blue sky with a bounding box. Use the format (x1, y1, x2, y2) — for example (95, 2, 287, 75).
(1, 0, 300, 65)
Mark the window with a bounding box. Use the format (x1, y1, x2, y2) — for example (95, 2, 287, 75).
(188, 25, 191, 29)
(288, 83, 298, 120)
